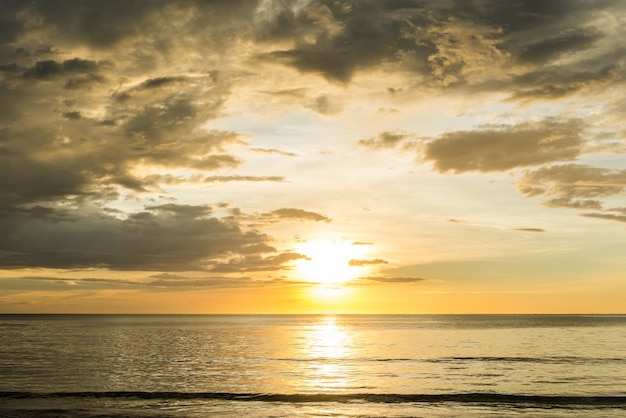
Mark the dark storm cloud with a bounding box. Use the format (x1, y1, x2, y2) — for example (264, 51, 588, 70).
(63, 73, 106, 90)
(0, 0, 262, 78)
(114, 76, 196, 101)
(0, 148, 95, 204)
(515, 29, 605, 65)
(140, 76, 186, 89)
(0, 127, 241, 204)
(20, 0, 168, 49)
(0, 65, 242, 204)
(2, 0, 624, 95)
(0, 2, 26, 44)
(507, 60, 623, 101)
(21, 58, 101, 79)
(62, 111, 81, 120)
(256, 0, 433, 83)
(0, 63, 22, 76)
(253, 0, 626, 95)
(0, 204, 273, 271)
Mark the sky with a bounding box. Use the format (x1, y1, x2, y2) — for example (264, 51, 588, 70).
(1, 0, 626, 314)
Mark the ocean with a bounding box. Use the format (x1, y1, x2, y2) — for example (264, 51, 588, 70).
(1, 314, 625, 417)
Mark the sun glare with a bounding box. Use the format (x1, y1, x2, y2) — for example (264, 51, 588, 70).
(294, 240, 368, 284)
(311, 285, 351, 299)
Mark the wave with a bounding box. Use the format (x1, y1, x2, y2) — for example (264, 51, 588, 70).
(404, 356, 624, 365)
(432, 356, 626, 365)
(274, 356, 624, 365)
(2, 391, 625, 407)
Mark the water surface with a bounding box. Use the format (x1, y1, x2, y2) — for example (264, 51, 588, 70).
(1, 314, 625, 416)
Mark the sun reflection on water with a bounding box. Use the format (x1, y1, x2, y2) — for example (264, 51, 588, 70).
(300, 316, 352, 392)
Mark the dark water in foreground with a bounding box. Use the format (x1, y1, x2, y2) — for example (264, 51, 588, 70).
(1, 314, 626, 417)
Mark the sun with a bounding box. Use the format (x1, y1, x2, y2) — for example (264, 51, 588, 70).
(294, 239, 368, 284)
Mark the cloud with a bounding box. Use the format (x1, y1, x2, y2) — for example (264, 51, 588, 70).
(507, 61, 623, 101)
(256, 1, 508, 85)
(581, 212, 626, 223)
(260, 88, 342, 116)
(0, 274, 308, 292)
(255, 2, 371, 83)
(544, 198, 603, 210)
(424, 119, 585, 173)
(145, 274, 257, 289)
(63, 73, 106, 90)
(62, 111, 81, 120)
(359, 119, 585, 173)
(21, 58, 102, 79)
(0, 74, 243, 202)
(514, 228, 545, 233)
(25, 0, 166, 48)
(2, 0, 626, 284)
(265, 208, 331, 223)
(249, 148, 298, 157)
(143, 203, 213, 218)
(204, 175, 286, 183)
(348, 258, 388, 266)
(209, 252, 309, 273)
(515, 29, 605, 65)
(358, 131, 411, 149)
(226, 207, 331, 227)
(0, 3, 254, 211)
(355, 114, 626, 222)
(359, 276, 426, 284)
(305, 95, 342, 115)
(139, 76, 187, 90)
(97, 275, 307, 289)
(2, 0, 623, 98)
(426, 17, 510, 87)
(3, 276, 148, 291)
(0, 204, 276, 271)
(250, 0, 626, 101)
(518, 164, 626, 210)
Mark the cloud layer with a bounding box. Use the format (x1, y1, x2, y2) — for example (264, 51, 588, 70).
(2, 0, 626, 294)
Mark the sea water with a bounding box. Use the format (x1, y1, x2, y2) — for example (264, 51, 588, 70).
(1, 314, 626, 417)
